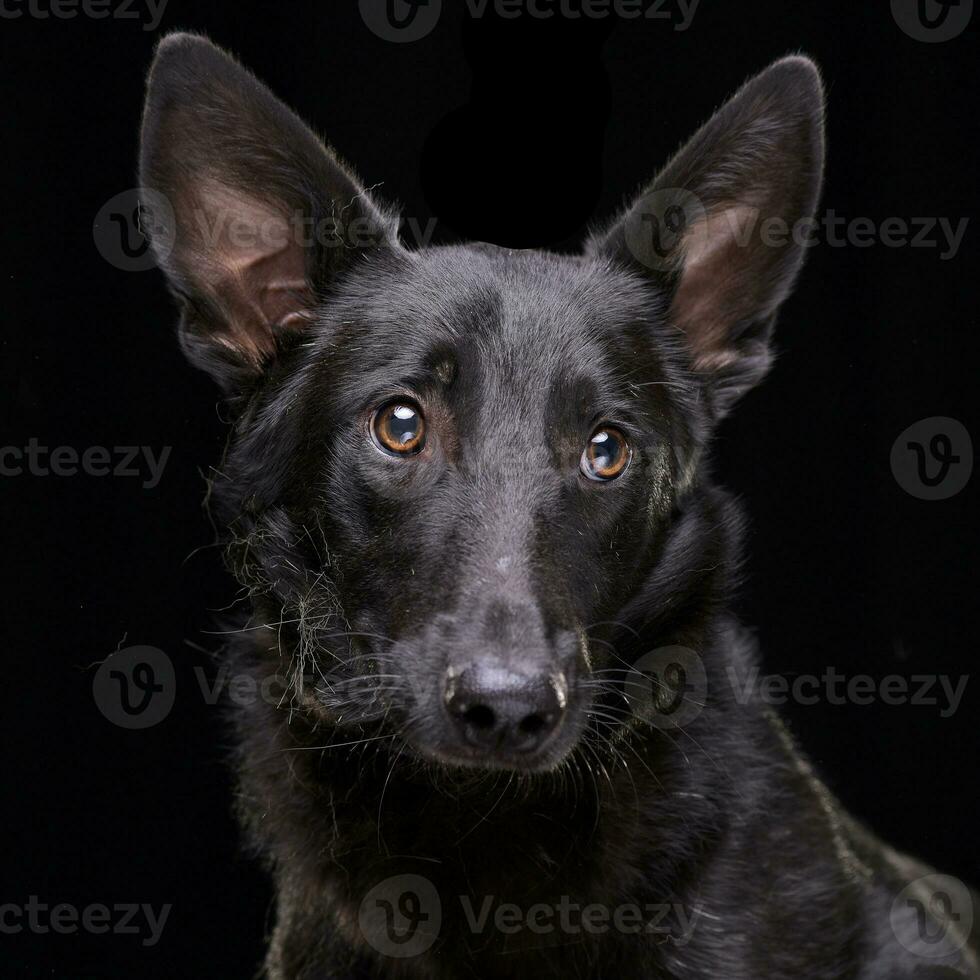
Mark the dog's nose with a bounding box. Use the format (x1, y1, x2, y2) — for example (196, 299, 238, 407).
(444, 665, 566, 755)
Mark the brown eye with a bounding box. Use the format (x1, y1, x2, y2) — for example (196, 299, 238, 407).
(581, 427, 631, 481)
(371, 401, 426, 455)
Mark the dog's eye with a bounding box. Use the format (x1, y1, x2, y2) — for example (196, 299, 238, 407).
(371, 401, 426, 455)
(581, 427, 631, 481)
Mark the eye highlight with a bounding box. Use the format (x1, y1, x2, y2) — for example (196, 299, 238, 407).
(581, 427, 631, 481)
(371, 401, 426, 455)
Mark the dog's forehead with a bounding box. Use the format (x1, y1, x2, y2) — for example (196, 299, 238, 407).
(313, 243, 664, 427)
(396, 244, 648, 375)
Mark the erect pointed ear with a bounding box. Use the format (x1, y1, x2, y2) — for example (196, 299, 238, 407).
(139, 33, 400, 391)
(588, 56, 825, 416)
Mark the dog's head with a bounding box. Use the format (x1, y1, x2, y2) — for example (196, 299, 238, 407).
(140, 34, 823, 773)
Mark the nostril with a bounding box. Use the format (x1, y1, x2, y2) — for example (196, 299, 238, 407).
(462, 703, 496, 731)
(518, 711, 552, 736)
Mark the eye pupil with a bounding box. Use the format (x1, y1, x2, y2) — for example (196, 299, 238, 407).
(372, 401, 426, 454)
(389, 406, 419, 444)
(591, 432, 614, 469)
(582, 427, 630, 481)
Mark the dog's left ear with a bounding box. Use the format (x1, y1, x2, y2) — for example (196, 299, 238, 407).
(588, 56, 825, 415)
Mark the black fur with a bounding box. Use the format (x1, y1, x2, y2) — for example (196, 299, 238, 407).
(140, 33, 978, 980)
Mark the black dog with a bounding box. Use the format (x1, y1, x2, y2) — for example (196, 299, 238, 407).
(139, 33, 978, 979)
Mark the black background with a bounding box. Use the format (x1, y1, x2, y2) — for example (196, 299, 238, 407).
(2, 1, 978, 976)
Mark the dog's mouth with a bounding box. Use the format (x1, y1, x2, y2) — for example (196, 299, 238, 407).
(402, 740, 574, 774)
(401, 702, 587, 774)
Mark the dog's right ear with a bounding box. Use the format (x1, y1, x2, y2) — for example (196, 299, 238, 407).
(139, 32, 400, 391)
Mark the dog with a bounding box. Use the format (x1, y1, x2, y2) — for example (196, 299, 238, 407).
(139, 32, 978, 980)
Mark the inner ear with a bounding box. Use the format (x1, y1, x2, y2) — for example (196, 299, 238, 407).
(183, 179, 315, 365)
(673, 202, 776, 373)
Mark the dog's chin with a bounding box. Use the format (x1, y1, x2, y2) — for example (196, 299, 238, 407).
(407, 741, 572, 775)
(399, 712, 587, 776)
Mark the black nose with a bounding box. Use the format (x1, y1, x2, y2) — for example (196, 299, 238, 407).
(445, 665, 566, 756)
